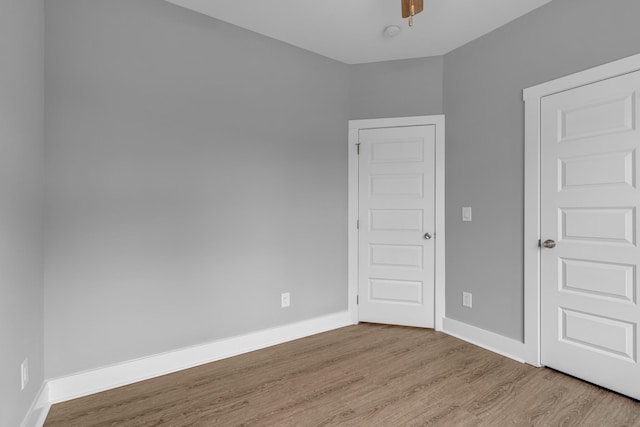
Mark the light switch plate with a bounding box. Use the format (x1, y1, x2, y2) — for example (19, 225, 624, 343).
(21, 358, 28, 390)
(462, 207, 472, 222)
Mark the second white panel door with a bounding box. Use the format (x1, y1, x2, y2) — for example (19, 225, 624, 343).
(358, 125, 435, 328)
(540, 70, 640, 399)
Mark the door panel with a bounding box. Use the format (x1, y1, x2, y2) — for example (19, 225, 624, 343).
(358, 125, 435, 328)
(560, 258, 635, 302)
(370, 173, 424, 198)
(560, 207, 635, 244)
(560, 150, 635, 189)
(369, 210, 423, 232)
(541, 70, 640, 399)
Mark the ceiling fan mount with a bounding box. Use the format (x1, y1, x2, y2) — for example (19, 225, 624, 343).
(401, 0, 424, 27)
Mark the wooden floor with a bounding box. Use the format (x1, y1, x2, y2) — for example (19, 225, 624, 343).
(45, 324, 640, 426)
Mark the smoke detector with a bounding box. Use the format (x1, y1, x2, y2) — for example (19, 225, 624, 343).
(383, 25, 402, 38)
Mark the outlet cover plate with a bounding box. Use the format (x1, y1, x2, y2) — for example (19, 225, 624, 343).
(462, 292, 472, 308)
(281, 292, 291, 308)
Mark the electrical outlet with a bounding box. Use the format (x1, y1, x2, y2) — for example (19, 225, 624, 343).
(21, 358, 29, 390)
(281, 292, 290, 308)
(462, 292, 473, 308)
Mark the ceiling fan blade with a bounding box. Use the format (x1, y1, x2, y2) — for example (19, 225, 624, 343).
(401, 0, 424, 18)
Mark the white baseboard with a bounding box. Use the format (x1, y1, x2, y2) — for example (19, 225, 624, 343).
(442, 317, 526, 363)
(20, 382, 51, 427)
(26, 314, 528, 426)
(46, 311, 353, 406)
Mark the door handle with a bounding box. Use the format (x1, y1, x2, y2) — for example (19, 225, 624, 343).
(542, 239, 556, 249)
(424, 232, 432, 240)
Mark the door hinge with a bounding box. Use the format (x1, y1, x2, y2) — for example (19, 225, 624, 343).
(357, 295, 359, 304)
(538, 239, 541, 248)
(357, 219, 359, 229)
(356, 143, 360, 155)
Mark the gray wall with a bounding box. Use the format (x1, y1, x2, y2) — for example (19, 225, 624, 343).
(349, 57, 443, 119)
(44, 0, 349, 378)
(0, 0, 45, 425)
(444, 0, 640, 340)
(38, 0, 640, 387)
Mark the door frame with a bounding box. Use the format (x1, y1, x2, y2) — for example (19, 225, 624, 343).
(523, 52, 640, 367)
(347, 115, 446, 329)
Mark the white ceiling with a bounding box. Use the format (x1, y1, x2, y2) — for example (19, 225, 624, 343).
(165, 0, 553, 64)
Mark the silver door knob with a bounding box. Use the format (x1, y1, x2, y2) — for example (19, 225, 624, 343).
(424, 233, 432, 240)
(543, 239, 556, 249)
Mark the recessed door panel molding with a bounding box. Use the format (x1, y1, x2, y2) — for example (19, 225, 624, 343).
(351, 118, 443, 330)
(559, 150, 636, 190)
(369, 244, 423, 269)
(560, 258, 636, 303)
(560, 308, 636, 362)
(559, 207, 636, 245)
(370, 138, 424, 163)
(369, 279, 423, 305)
(369, 209, 423, 232)
(532, 64, 640, 399)
(558, 93, 635, 143)
(369, 173, 424, 198)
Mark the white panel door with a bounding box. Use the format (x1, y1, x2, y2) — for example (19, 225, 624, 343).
(358, 125, 435, 328)
(540, 70, 640, 399)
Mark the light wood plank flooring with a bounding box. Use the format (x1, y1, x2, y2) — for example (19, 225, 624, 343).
(45, 324, 640, 426)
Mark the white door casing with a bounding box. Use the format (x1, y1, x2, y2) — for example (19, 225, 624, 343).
(525, 53, 640, 398)
(347, 116, 445, 330)
(357, 125, 435, 327)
